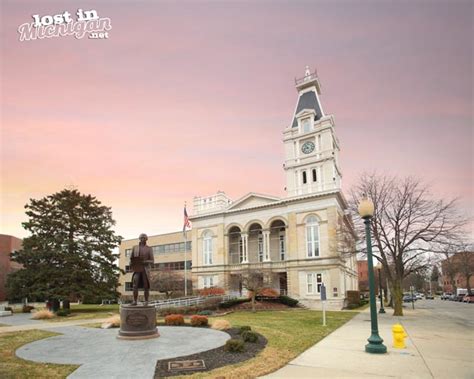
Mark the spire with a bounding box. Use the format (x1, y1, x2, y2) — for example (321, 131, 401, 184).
(291, 66, 324, 127)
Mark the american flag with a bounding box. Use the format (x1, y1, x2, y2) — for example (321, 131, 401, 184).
(183, 205, 191, 236)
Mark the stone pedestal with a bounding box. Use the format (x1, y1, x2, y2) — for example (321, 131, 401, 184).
(117, 304, 159, 340)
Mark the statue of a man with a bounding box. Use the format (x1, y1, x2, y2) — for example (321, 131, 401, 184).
(129, 233, 154, 305)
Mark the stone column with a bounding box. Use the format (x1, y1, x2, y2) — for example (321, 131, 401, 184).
(241, 233, 249, 263)
(263, 230, 271, 261)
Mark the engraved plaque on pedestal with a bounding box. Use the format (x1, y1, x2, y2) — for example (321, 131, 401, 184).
(117, 304, 159, 340)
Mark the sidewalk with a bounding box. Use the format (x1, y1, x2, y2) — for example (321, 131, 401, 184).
(264, 304, 473, 378)
(0, 315, 109, 334)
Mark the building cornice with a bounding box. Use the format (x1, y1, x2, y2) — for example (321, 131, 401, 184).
(189, 190, 348, 221)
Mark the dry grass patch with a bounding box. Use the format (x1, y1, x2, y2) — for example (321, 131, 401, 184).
(211, 319, 231, 330)
(0, 330, 78, 378)
(31, 309, 55, 320)
(102, 314, 120, 328)
(173, 309, 355, 379)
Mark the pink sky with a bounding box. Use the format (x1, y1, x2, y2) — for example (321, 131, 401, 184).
(1, 1, 472, 240)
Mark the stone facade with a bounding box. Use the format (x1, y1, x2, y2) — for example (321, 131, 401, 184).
(118, 68, 358, 309)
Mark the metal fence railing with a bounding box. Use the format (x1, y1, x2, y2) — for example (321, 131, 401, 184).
(148, 294, 236, 310)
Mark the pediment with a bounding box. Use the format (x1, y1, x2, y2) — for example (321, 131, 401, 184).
(296, 108, 316, 118)
(227, 193, 280, 210)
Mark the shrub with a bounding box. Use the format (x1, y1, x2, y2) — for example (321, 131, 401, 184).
(279, 295, 299, 307)
(31, 309, 55, 320)
(159, 306, 199, 316)
(211, 319, 231, 330)
(224, 338, 245, 353)
(165, 314, 185, 326)
(56, 309, 70, 317)
(346, 290, 360, 307)
(238, 325, 252, 334)
(202, 297, 223, 310)
(199, 287, 225, 296)
(198, 310, 212, 316)
(258, 288, 280, 298)
(219, 298, 250, 309)
(190, 315, 208, 327)
(22, 305, 35, 313)
(242, 330, 259, 343)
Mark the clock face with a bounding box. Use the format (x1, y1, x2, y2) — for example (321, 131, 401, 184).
(301, 141, 315, 154)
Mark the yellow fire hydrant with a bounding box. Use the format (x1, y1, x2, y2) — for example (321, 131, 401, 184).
(392, 323, 407, 349)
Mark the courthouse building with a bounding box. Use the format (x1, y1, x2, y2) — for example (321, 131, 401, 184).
(118, 68, 358, 309)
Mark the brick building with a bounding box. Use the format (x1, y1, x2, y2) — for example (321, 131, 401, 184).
(0, 234, 22, 301)
(441, 252, 474, 293)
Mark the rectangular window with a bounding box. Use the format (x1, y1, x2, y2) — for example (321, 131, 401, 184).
(125, 265, 131, 273)
(125, 282, 132, 291)
(302, 117, 311, 133)
(204, 238, 213, 265)
(302, 171, 307, 184)
(312, 169, 317, 182)
(306, 223, 320, 258)
(125, 249, 131, 257)
(307, 274, 313, 294)
(203, 276, 214, 288)
(307, 273, 323, 294)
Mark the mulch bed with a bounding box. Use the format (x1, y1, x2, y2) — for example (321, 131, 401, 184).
(229, 301, 291, 311)
(154, 328, 267, 378)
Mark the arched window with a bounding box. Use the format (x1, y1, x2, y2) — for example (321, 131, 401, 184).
(302, 171, 307, 184)
(203, 231, 213, 265)
(306, 216, 320, 257)
(312, 169, 317, 182)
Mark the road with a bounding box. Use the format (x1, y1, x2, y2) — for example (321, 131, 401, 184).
(409, 297, 473, 329)
(395, 298, 473, 378)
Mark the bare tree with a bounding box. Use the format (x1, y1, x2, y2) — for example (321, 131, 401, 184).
(350, 173, 468, 316)
(149, 269, 186, 299)
(239, 268, 271, 312)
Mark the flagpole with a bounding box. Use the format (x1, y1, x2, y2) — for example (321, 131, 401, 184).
(184, 229, 188, 297)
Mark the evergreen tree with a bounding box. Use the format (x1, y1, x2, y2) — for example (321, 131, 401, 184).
(7, 189, 122, 302)
(430, 265, 440, 283)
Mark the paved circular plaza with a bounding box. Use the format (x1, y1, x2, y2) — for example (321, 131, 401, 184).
(16, 325, 230, 378)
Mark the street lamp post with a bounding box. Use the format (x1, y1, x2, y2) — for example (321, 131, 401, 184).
(358, 198, 387, 354)
(378, 267, 386, 314)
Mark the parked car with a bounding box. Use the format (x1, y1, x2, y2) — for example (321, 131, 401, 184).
(448, 294, 457, 301)
(462, 294, 474, 303)
(415, 293, 423, 300)
(403, 294, 416, 302)
(441, 293, 451, 300)
(456, 294, 466, 302)
(425, 293, 434, 299)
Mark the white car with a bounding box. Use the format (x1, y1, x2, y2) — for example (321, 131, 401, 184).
(415, 293, 423, 300)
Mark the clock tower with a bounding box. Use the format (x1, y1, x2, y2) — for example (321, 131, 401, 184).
(283, 66, 341, 197)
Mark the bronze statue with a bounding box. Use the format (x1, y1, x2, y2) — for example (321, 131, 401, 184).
(129, 233, 154, 305)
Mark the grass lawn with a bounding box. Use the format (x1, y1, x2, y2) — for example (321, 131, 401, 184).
(0, 308, 357, 378)
(0, 330, 78, 378)
(172, 309, 356, 379)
